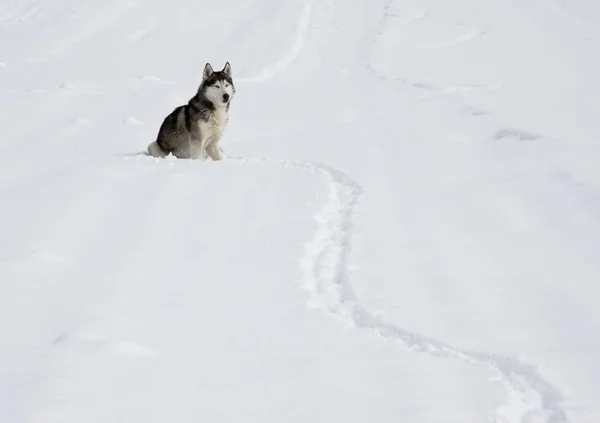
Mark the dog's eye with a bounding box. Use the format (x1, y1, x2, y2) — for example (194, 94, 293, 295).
(214, 85, 220, 88)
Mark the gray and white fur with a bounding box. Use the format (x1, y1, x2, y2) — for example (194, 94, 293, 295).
(147, 62, 236, 160)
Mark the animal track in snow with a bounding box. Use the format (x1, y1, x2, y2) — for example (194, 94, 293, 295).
(237, 0, 314, 83)
(222, 155, 567, 423)
(494, 128, 541, 141)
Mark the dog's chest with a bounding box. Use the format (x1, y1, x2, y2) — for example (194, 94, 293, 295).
(199, 108, 227, 141)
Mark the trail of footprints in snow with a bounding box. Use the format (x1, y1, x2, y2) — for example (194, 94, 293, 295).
(372, 4, 545, 143)
(370, 1, 500, 119)
(232, 156, 567, 423)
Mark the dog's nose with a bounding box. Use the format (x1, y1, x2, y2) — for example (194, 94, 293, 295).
(223, 93, 230, 102)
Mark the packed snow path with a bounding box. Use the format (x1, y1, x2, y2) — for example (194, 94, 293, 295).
(1, 0, 600, 422)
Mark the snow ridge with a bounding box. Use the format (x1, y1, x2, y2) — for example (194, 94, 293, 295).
(292, 160, 568, 423)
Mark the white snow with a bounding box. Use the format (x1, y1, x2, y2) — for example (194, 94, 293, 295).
(1, 0, 599, 422)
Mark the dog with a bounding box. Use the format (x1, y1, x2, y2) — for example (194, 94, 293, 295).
(147, 62, 235, 160)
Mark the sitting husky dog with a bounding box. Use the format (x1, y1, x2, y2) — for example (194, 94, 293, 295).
(147, 62, 235, 160)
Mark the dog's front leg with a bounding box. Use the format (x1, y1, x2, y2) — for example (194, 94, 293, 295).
(192, 138, 207, 160)
(207, 143, 223, 161)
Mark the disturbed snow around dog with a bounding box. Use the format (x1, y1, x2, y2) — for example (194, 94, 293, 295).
(1, 0, 600, 423)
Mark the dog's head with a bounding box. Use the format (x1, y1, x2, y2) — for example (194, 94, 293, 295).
(200, 62, 235, 107)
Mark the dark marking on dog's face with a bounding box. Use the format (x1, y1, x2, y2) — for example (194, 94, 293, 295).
(200, 62, 235, 106)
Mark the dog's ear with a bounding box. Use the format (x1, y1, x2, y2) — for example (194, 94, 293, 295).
(222, 62, 232, 77)
(203, 63, 214, 80)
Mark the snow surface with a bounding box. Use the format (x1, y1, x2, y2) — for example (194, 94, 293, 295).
(1, 0, 599, 422)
